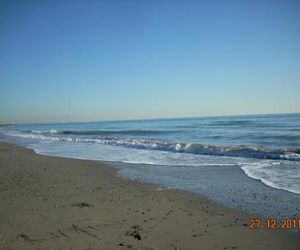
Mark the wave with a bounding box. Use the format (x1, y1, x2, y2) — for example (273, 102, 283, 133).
(3, 130, 300, 161)
(28, 129, 180, 136)
(28, 129, 58, 134)
(27, 129, 300, 143)
(241, 162, 300, 194)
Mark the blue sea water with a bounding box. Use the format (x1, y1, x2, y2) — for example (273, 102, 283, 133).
(1, 113, 300, 218)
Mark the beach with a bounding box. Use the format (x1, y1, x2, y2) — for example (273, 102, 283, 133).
(0, 142, 299, 250)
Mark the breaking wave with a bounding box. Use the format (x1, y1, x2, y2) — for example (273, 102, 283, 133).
(27, 129, 180, 136)
(4, 130, 300, 161)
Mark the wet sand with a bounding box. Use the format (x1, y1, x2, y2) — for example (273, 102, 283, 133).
(0, 142, 299, 249)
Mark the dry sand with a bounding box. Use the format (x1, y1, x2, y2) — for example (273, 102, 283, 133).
(0, 142, 299, 250)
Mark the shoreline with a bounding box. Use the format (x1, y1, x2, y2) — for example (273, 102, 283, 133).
(0, 142, 299, 249)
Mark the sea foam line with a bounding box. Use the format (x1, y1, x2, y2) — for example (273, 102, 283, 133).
(2, 130, 300, 161)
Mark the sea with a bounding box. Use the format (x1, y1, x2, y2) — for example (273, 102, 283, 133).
(1, 113, 300, 219)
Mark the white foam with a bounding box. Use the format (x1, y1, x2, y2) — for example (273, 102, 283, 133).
(1, 128, 300, 195)
(241, 162, 300, 194)
(32, 130, 43, 134)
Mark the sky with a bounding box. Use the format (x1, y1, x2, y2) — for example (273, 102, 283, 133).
(0, 0, 299, 124)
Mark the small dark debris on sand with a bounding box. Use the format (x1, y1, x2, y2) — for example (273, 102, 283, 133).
(126, 225, 142, 240)
(71, 202, 94, 207)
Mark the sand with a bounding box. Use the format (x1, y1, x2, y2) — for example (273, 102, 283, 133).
(0, 142, 299, 250)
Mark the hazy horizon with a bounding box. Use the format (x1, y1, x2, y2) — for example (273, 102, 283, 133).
(0, 111, 299, 126)
(1, 0, 300, 124)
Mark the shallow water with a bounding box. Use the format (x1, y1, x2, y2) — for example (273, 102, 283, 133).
(1, 113, 299, 197)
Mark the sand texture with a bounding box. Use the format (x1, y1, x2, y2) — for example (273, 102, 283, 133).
(0, 142, 299, 250)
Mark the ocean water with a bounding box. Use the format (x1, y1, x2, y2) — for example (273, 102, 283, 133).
(1, 113, 300, 217)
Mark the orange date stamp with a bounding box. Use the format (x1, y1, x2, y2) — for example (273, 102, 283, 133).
(249, 218, 300, 229)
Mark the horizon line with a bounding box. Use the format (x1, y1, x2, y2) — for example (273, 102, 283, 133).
(1, 111, 299, 126)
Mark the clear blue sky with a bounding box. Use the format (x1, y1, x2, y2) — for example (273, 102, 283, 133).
(0, 0, 299, 124)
